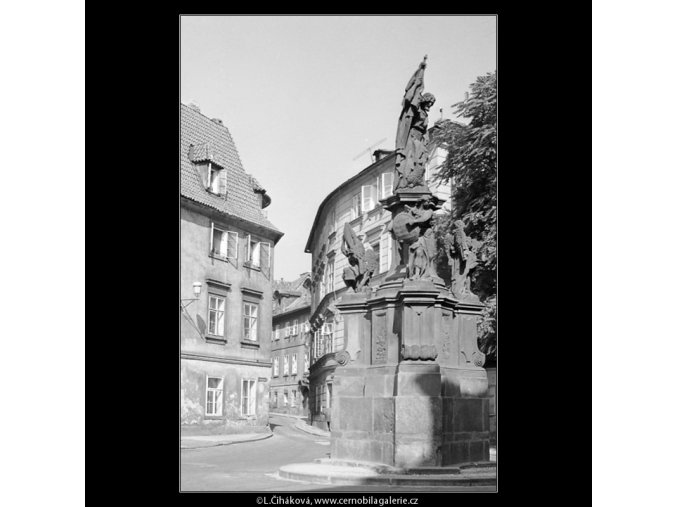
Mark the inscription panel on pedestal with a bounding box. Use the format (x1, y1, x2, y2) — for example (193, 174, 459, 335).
(372, 311, 387, 364)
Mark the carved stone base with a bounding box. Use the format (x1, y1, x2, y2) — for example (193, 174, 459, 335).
(332, 285, 489, 467)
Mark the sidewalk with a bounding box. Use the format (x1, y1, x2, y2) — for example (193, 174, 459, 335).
(181, 430, 272, 449)
(269, 412, 330, 438)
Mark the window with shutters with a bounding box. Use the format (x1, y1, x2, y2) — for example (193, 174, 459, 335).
(241, 379, 256, 416)
(210, 226, 238, 261)
(207, 163, 227, 196)
(205, 376, 224, 416)
(244, 235, 271, 270)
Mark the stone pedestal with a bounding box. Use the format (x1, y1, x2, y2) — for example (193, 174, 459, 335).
(332, 280, 490, 467)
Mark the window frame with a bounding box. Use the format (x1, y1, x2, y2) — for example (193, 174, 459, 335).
(205, 375, 224, 417)
(283, 354, 290, 376)
(242, 302, 259, 342)
(272, 356, 279, 377)
(241, 378, 257, 417)
(207, 294, 226, 338)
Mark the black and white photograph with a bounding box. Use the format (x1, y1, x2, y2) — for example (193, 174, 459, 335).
(179, 15, 497, 493)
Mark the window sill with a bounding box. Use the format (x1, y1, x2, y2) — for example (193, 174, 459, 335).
(243, 262, 261, 271)
(349, 216, 362, 228)
(209, 253, 228, 262)
(240, 340, 260, 349)
(205, 335, 227, 345)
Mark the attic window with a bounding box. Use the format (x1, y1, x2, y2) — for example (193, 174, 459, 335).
(207, 163, 227, 196)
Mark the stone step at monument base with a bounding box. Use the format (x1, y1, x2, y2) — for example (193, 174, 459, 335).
(278, 460, 496, 487)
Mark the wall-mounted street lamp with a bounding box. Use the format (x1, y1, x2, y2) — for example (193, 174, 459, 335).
(181, 281, 203, 338)
(180, 282, 202, 311)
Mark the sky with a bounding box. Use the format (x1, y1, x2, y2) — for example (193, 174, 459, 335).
(181, 15, 496, 281)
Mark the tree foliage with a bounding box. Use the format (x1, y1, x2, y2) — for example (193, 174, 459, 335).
(432, 71, 497, 361)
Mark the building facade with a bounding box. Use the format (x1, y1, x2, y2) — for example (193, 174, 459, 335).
(180, 103, 284, 435)
(304, 138, 452, 430)
(270, 274, 312, 417)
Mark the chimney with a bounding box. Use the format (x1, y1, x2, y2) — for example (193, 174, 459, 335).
(188, 101, 201, 112)
(211, 118, 223, 125)
(373, 149, 393, 162)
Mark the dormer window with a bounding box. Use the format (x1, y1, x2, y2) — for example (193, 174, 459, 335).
(188, 143, 226, 197)
(207, 163, 226, 196)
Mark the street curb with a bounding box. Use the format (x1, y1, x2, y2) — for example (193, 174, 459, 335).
(181, 431, 273, 449)
(278, 463, 496, 487)
(293, 420, 330, 438)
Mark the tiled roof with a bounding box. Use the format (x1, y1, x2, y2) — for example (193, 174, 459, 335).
(180, 103, 282, 236)
(273, 273, 312, 316)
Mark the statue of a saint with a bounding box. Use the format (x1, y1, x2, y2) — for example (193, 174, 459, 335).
(446, 220, 480, 301)
(394, 56, 436, 191)
(404, 199, 437, 280)
(341, 224, 378, 292)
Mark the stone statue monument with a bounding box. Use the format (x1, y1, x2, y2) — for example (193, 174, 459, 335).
(445, 220, 480, 301)
(394, 55, 436, 192)
(341, 223, 377, 293)
(328, 58, 490, 471)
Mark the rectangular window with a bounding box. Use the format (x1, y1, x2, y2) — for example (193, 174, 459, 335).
(321, 323, 334, 355)
(206, 376, 223, 416)
(361, 184, 377, 213)
(325, 258, 335, 293)
(292, 353, 298, 374)
(304, 351, 309, 372)
(243, 303, 258, 341)
(273, 356, 279, 377)
(274, 324, 280, 340)
(283, 354, 290, 376)
(326, 382, 333, 408)
(208, 164, 220, 193)
(379, 233, 392, 274)
(245, 236, 271, 268)
(226, 231, 238, 259)
(291, 390, 297, 407)
(283, 390, 289, 407)
(241, 379, 256, 416)
(284, 323, 290, 338)
(273, 390, 278, 408)
(208, 295, 226, 336)
(380, 172, 394, 199)
(351, 193, 361, 219)
(292, 319, 298, 335)
(210, 226, 225, 256)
